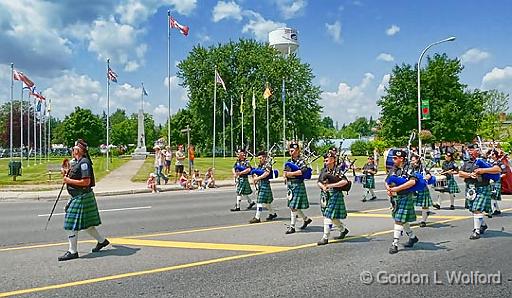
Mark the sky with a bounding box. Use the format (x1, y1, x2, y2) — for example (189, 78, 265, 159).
(1, 0, 511, 127)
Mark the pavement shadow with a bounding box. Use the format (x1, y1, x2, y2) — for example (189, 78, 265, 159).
(481, 229, 512, 239)
(406, 240, 449, 252)
(423, 222, 453, 229)
(299, 226, 324, 233)
(81, 245, 140, 259)
(341, 236, 378, 243)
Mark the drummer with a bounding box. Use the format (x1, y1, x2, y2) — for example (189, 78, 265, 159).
(433, 152, 460, 210)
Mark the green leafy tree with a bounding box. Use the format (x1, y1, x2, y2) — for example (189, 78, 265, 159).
(478, 90, 509, 140)
(60, 107, 104, 147)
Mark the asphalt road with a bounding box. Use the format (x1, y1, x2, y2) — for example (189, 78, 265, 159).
(1, 178, 511, 297)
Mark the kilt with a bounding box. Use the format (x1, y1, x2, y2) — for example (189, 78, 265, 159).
(391, 193, 416, 223)
(415, 187, 433, 208)
(64, 192, 102, 231)
(447, 176, 460, 194)
(465, 185, 492, 213)
(287, 179, 309, 209)
(321, 189, 347, 219)
(363, 175, 375, 189)
(491, 180, 502, 201)
(236, 176, 253, 195)
(257, 180, 273, 204)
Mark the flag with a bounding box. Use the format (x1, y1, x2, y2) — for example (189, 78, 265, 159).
(215, 69, 226, 91)
(30, 88, 46, 101)
(230, 99, 233, 116)
(281, 80, 285, 103)
(169, 16, 189, 36)
(240, 94, 243, 114)
(223, 101, 229, 113)
(143, 86, 148, 96)
(252, 90, 256, 110)
(108, 67, 118, 83)
(263, 85, 272, 99)
(13, 69, 35, 88)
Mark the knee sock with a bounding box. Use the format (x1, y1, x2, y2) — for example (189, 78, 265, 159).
(421, 209, 428, 222)
(437, 194, 442, 205)
(450, 194, 455, 206)
(67, 231, 78, 253)
(290, 210, 297, 228)
(369, 189, 376, 198)
(296, 209, 307, 220)
(403, 223, 415, 238)
(236, 196, 241, 208)
(244, 195, 252, 204)
(85, 227, 105, 243)
(473, 213, 483, 232)
(264, 203, 274, 214)
(323, 218, 333, 239)
(255, 203, 263, 219)
(333, 219, 345, 232)
(392, 224, 403, 246)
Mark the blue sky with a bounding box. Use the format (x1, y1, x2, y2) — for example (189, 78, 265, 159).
(1, 0, 511, 126)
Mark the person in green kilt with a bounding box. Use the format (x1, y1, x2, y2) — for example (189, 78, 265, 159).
(249, 151, 278, 223)
(433, 152, 460, 210)
(410, 155, 432, 227)
(458, 144, 501, 240)
(283, 142, 312, 234)
(317, 152, 350, 245)
(59, 139, 109, 261)
(489, 150, 506, 216)
(385, 149, 419, 254)
(361, 156, 377, 202)
(230, 148, 255, 212)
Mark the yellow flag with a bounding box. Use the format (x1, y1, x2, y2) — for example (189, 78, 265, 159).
(263, 86, 272, 99)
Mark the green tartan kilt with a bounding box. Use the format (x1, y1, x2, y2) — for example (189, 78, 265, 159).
(64, 192, 102, 231)
(287, 179, 309, 209)
(363, 175, 375, 189)
(447, 176, 460, 194)
(465, 185, 492, 213)
(257, 180, 273, 204)
(392, 193, 416, 223)
(415, 187, 433, 208)
(321, 189, 347, 219)
(236, 176, 253, 195)
(491, 180, 502, 201)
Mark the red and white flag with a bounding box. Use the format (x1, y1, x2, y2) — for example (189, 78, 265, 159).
(30, 89, 46, 101)
(13, 69, 35, 88)
(169, 16, 189, 36)
(107, 67, 118, 83)
(215, 69, 226, 91)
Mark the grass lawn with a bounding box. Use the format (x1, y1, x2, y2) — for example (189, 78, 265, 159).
(0, 156, 130, 187)
(132, 155, 387, 182)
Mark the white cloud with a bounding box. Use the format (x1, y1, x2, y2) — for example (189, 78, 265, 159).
(461, 48, 491, 64)
(386, 25, 400, 36)
(377, 74, 390, 97)
(320, 73, 379, 125)
(325, 21, 342, 44)
(242, 11, 286, 41)
(275, 0, 308, 19)
(166, 0, 197, 16)
(212, 1, 242, 22)
(376, 53, 394, 62)
(153, 104, 170, 124)
(481, 67, 512, 108)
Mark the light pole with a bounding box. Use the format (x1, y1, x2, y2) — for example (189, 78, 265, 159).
(417, 36, 455, 155)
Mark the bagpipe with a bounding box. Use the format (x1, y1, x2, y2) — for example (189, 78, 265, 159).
(476, 136, 501, 182)
(284, 161, 312, 179)
(250, 168, 279, 179)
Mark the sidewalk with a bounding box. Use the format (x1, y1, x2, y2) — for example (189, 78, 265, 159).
(0, 160, 387, 201)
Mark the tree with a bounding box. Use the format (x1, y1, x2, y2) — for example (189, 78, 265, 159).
(478, 90, 509, 140)
(60, 107, 104, 147)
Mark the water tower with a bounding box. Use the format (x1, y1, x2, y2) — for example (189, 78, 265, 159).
(268, 28, 299, 155)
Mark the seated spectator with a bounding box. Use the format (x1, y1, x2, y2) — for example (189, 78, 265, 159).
(192, 169, 203, 189)
(179, 171, 191, 190)
(147, 173, 157, 193)
(203, 168, 216, 189)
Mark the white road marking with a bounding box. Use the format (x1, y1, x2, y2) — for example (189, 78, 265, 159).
(37, 206, 152, 217)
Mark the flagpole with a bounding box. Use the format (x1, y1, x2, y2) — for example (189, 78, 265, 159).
(10, 63, 13, 160)
(213, 66, 217, 170)
(167, 9, 171, 146)
(252, 89, 256, 155)
(48, 98, 51, 163)
(141, 82, 144, 111)
(106, 58, 110, 171)
(241, 93, 244, 148)
(266, 85, 270, 152)
(33, 97, 36, 165)
(282, 78, 286, 158)
(20, 82, 23, 165)
(223, 98, 226, 158)
(39, 110, 42, 164)
(27, 101, 30, 167)
(230, 96, 233, 157)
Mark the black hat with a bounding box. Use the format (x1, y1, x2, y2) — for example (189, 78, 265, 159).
(446, 152, 453, 157)
(256, 151, 267, 157)
(367, 155, 374, 160)
(323, 151, 336, 159)
(467, 143, 479, 149)
(393, 149, 406, 158)
(289, 142, 299, 149)
(236, 148, 246, 153)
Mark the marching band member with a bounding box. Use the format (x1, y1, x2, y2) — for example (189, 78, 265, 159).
(410, 154, 432, 227)
(59, 139, 109, 261)
(489, 150, 506, 216)
(433, 152, 460, 210)
(230, 148, 255, 212)
(361, 156, 377, 202)
(284, 142, 312, 234)
(317, 152, 350, 245)
(385, 150, 419, 254)
(249, 151, 278, 223)
(458, 144, 500, 240)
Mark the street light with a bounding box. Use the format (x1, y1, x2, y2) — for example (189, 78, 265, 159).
(417, 36, 456, 155)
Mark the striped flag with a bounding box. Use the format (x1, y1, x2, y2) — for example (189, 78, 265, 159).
(13, 69, 35, 88)
(169, 16, 189, 36)
(215, 69, 226, 91)
(108, 67, 118, 83)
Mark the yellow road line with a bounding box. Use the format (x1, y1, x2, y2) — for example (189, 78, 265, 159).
(109, 238, 290, 253)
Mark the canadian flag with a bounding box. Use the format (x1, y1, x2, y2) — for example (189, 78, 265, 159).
(169, 16, 189, 36)
(13, 69, 35, 88)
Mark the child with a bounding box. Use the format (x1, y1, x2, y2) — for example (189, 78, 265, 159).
(203, 168, 216, 188)
(147, 173, 157, 193)
(192, 169, 203, 189)
(179, 171, 191, 190)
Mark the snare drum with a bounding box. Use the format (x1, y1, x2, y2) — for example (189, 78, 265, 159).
(433, 176, 448, 192)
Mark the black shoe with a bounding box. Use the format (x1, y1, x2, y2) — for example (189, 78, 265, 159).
(480, 224, 488, 234)
(370, 196, 377, 201)
(469, 230, 480, 240)
(389, 245, 399, 254)
(246, 202, 256, 210)
(486, 213, 493, 218)
(419, 222, 427, 228)
(492, 210, 501, 216)
(317, 238, 329, 246)
(92, 239, 110, 253)
(266, 213, 278, 221)
(300, 218, 313, 230)
(449, 205, 455, 210)
(361, 198, 367, 202)
(58, 251, 79, 261)
(403, 236, 419, 248)
(230, 207, 241, 212)
(433, 204, 441, 210)
(285, 227, 296, 234)
(249, 217, 260, 224)
(336, 228, 349, 240)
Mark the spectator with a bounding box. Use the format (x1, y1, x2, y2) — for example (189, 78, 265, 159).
(373, 148, 380, 172)
(179, 171, 191, 190)
(188, 144, 196, 173)
(153, 145, 169, 185)
(192, 169, 203, 189)
(175, 145, 185, 183)
(433, 147, 441, 167)
(203, 168, 216, 188)
(164, 146, 173, 176)
(147, 173, 157, 193)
